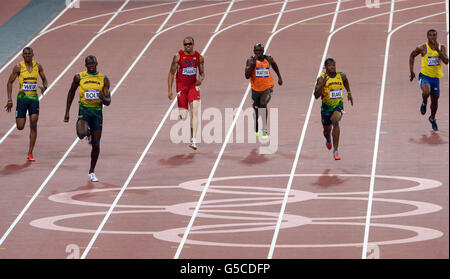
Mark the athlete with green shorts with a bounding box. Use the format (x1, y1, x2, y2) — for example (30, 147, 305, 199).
(314, 58, 353, 160)
(64, 56, 111, 182)
(5, 47, 48, 161)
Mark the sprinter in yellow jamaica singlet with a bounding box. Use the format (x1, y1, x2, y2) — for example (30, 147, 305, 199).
(64, 56, 111, 182)
(5, 47, 48, 162)
(314, 58, 353, 160)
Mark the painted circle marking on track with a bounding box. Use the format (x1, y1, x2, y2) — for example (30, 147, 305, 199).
(30, 174, 444, 249)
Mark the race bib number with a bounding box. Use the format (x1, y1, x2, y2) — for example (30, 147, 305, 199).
(84, 89, 100, 101)
(330, 89, 342, 99)
(182, 67, 197, 76)
(255, 67, 269, 77)
(23, 82, 37, 92)
(428, 56, 440, 66)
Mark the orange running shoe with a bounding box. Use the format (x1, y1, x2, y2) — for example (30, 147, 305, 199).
(27, 153, 35, 162)
(333, 151, 341, 160)
(326, 141, 332, 150)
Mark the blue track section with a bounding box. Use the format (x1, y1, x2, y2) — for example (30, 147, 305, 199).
(0, 0, 66, 67)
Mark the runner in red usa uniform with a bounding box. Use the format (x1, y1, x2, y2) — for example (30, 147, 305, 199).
(168, 36, 205, 150)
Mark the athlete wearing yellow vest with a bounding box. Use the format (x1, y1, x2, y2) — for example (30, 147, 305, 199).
(5, 47, 48, 161)
(64, 56, 111, 182)
(245, 43, 283, 139)
(314, 58, 353, 160)
(409, 29, 448, 131)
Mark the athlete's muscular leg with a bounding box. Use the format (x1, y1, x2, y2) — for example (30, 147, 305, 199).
(16, 118, 26, 130)
(178, 109, 188, 120)
(259, 93, 271, 131)
(28, 114, 38, 154)
(189, 100, 200, 140)
(330, 111, 342, 152)
(430, 94, 439, 119)
(76, 119, 89, 139)
(253, 104, 259, 132)
(421, 83, 431, 105)
(89, 130, 101, 174)
(323, 124, 332, 145)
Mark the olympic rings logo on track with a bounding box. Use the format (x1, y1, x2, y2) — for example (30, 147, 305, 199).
(30, 174, 444, 249)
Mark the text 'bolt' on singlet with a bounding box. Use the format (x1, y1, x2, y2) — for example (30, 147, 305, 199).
(78, 71, 105, 110)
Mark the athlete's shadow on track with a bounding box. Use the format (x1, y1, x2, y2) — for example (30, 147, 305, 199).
(240, 148, 270, 165)
(312, 169, 348, 188)
(159, 153, 196, 166)
(55, 183, 122, 200)
(0, 162, 32, 175)
(409, 131, 447, 145)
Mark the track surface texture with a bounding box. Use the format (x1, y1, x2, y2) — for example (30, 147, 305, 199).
(0, 0, 448, 259)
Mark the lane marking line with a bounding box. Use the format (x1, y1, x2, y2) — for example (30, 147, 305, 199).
(268, 0, 342, 259)
(0, 0, 132, 248)
(80, 0, 184, 259)
(362, 11, 446, 259)
(175, 0, 289, 259)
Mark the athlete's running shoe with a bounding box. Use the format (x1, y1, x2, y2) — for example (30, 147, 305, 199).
(27, 153, 35, 162)
(326, 141, 332, 150)
(420, 103, 426, 115)
(254, 120, 259, 136)
(189, 138, 198, 150)
(333, 151, 341, 160)
(89, 172, 99, 182)
(429, 116, 438, 131)
(262, 129, 269, 139)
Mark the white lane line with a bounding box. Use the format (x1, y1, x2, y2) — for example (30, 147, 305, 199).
(0, 0, 258, 251)
(388, 0, 395, 33)
(99, 0, 292, 35)
(362, 11, 446, 259)
(0, 1, 232, 146)
(329, 0, 342, 32)
(80, 0, 185, 259)
(271, 0, 288, 34)
(266, 0, 445, 259)
(82, 0, 244, 259)
(0, 0, 132, 247)
(0, 0, 131, 145)
(0, 1, 178, 73)
(267, 0, 342, 260)
(174, 0, 289, 260)
(0, 0, 80, 73)
(214, 0, 235, 33)
(174, 0, 395, 259)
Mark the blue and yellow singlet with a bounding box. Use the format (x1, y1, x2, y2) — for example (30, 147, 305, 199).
(421, 43, 444, 78)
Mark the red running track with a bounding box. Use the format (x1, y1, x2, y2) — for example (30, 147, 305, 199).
(0, 0, 448, 259)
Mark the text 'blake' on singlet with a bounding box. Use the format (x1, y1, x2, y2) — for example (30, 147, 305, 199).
(421, 42, 444, 78)
(321, 71, 344, 111)
(176, 50, 200, 90)
(18, 61, 39, 99)
(250, 56, 274, 92)
(78, 71, 105, 110)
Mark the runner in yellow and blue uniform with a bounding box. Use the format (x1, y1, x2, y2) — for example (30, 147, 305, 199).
(409, 29, 448, 131)
(64, 56, 111, 182)
(5, 47, 48, 161)
(314, 58, 353, 160)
